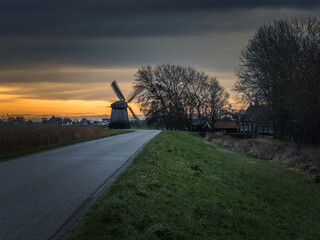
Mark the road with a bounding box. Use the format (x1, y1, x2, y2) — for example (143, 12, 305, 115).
(0, 130, 161, 240)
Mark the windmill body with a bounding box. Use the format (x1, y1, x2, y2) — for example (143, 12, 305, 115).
(109, 101, 130, 129)
(109, 80, 139, 129)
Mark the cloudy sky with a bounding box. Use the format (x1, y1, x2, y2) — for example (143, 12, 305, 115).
(1, 0, 319, 119)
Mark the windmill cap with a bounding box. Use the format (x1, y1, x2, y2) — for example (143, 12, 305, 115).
(111, 101, 128, 109)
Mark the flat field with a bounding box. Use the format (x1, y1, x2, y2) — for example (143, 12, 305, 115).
(71, 131, 320, 240)
(0, 125, 129, 159)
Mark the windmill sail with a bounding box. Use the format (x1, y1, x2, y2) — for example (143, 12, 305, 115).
(111, 80, 125, 101)
(128, 106, 138, 120)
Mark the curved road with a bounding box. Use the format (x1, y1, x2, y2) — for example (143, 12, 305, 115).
(0, 130, 160, 240)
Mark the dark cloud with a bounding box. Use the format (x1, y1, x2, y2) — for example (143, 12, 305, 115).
(0, 30, 250, 74)
(1, 0, 319, 38)
(2, 7, 318, 71)
(2, 0, 319, 15)
(1, 1, 319, 70)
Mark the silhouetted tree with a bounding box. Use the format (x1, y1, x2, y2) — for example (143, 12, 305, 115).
(234, 18, 320, 144)
(134, 64, 229, 130)
(206, 77, 229, 129)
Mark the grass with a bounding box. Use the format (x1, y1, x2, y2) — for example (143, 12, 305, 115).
(208, 132, 320, 177)
(70, 131, 320, 240)
(0, 125, 129, 161)
(257, 135, 293, 144)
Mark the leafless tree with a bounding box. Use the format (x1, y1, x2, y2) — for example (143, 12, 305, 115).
(134, 64, 229, 130)
(234, 18, 320, 144)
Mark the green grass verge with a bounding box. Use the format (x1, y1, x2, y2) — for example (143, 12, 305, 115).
(0, 129, 130, 162)
(257, 135, 294, 144)
(71, 131, 320, 240)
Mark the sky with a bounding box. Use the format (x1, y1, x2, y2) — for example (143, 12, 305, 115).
(1, 0, 319, 120)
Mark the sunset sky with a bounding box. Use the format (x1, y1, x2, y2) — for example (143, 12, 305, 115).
(1, 0, 319, 120)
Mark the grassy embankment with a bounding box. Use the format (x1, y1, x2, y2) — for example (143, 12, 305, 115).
(71, 131, 320, 240)
(0, 125, 129, 160)
(208, 133, 320, 177)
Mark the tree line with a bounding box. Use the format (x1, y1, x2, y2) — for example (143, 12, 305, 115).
(234, 18, 320, 145)
(134, 64, 229, 130)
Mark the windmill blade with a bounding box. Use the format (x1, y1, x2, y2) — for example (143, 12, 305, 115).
(128, 106, 139, 120)
(111, 80, 125, 101)
(126, 89, 140, 103)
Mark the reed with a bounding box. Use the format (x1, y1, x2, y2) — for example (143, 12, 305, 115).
(0, 125, 111, 156)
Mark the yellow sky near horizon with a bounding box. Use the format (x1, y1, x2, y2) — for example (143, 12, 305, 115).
(0, 67, 140, 119)
(0, 89, 142, 118)
(0, 86, 143, 119)
(0, 67, 244, 120)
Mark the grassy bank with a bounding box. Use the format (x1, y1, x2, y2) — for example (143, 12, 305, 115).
(71, 131, 320, 240)
(208, 133, 320, 177)
(0, 125, 129, 160)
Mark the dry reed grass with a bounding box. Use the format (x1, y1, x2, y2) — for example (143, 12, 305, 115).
(207, 132, 320, 179)
(0, 125, 109, 156)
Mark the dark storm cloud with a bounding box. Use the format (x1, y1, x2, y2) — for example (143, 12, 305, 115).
(0, 30, 249, 74)
(1, 0, 319, 38)
(2, 0, 319, 15)
(0, 0, 319, 78)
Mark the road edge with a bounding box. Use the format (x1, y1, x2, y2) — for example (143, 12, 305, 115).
(50, 130, 161, 240)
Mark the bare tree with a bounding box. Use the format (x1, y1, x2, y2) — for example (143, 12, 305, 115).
(134, 64, 229, 130)
(234, 18, 320, 144)
(206, 77, 229, 129)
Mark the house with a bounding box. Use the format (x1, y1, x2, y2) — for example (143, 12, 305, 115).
(240, 103, 273, 135)
(6, 116, 26, 125)
(63, 118, 72, 125)
(93, 120, 102, 126)
(41, 117, 48, 124)
(214, 122, 239, 134)
(48, 115, 63, 125)
(191, 121, 211, 132)
(15, 116, 26, 124)
(7, 117, 15, 124)
(80, 118, 90, 125)
(102, 118, 110, 126)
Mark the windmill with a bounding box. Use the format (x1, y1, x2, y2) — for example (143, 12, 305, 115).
(109, 80, 139, 129)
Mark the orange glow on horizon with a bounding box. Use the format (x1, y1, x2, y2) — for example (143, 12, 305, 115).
(0, 97, 142, 120)
(0, 67, 142, 120)
(0, 66, 242, 119)
(0, 91, 241, 119)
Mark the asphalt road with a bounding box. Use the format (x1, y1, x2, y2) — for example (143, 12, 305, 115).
(0, 130, 160, 240)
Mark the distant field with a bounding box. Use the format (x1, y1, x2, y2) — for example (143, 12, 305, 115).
(71, 131, 320, 240)
(0, 125, 129, 159)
